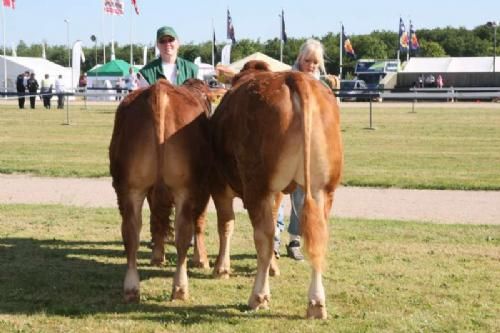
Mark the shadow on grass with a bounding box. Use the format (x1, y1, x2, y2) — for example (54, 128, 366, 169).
(0, 237, 291, 322)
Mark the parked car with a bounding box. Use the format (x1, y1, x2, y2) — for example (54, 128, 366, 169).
(339, 79, 380, 101)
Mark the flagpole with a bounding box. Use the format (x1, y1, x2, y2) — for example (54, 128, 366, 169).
(211, 19, 215, 67)
(111, 13, 115, 61)
(339, 22, 343, 80)
(2, 3, 7, 94)
(102, 6, 106, 63)
(129, 1, 133, 65)
(279, 12, 283, 62)
(407, 19, 411, 62)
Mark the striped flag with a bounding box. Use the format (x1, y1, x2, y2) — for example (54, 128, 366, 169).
(342, 25, 356, 59)
(104, 0, 124, 15)
(227, 9, 236, 44)
(114, 0, 124, 15)
(409, 21, 420, 52)
(399, 18, 409, 52)
(3, 0, 15, 9)
(281, 9, 287, 43)
(131, 0, 139, 15)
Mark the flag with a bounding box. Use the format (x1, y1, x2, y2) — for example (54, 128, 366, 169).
(227, 9, 236, 44)
(114, 0, 124, 15)
(104, 0, 124, 15)
(212, 29, 218, 55)
(104, 0, 114, 14)
(3, 0, 15, 9)
(281, 9, 287, 43)
(399, 18, 409, 52)
(131, 0, 139, 15)
(221, 44, 231, 65)
(342, 25, 356, 59)
(409, 21, 420, 52)
(42, 43, 46, 59)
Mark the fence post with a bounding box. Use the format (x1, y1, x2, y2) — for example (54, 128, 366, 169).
(364, 97, 375, 130)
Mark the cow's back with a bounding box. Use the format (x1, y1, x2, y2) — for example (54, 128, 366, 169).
(211, 71, 342, 197)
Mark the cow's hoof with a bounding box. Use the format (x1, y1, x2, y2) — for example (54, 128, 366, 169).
(306, 300, 327, 319)
(124, 288, 140, 303)
(269, 264, 280, 277)
(213, 268, 230, 279)
(150, 256, 164, 266)
(191, 259, 210, 269)
(171, 286, 189, 301)
(248, 293, 270, 310)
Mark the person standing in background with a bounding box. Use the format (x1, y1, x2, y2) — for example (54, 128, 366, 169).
(55, 74, 65, 109)
(27, 73, 39, 109)
(40, 74, 53, 109)
(16, 73, 26, 109)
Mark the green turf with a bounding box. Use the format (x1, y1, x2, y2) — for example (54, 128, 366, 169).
(0, 204, 498, 332)
(1, 103, 499, 189)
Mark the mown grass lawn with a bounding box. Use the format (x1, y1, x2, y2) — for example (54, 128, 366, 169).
(0, 205, 498, 332)
(1, 103, 499, 189)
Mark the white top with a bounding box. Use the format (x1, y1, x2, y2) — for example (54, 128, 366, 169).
(162, 63, 177, 84)
(126, 73, 138, 90)
(55, 78, 65, 93)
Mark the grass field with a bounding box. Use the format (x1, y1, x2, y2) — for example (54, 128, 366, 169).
(0, 204, 498, 332)
(1, 103, 500, 189)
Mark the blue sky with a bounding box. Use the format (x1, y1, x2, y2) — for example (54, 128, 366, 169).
(3, 0, 500, 48)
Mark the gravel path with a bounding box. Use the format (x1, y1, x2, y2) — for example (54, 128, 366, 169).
(1, 174, 499, 225)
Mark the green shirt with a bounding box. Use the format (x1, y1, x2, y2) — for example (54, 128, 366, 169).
(140, 57, 199, 86)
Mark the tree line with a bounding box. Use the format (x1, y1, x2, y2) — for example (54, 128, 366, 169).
(11, 24, 497, 77)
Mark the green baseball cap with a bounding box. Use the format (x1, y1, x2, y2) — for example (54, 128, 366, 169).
(156, 26, 178, 41)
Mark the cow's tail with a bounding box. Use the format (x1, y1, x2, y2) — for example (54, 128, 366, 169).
(150, 80, 169, 145)
(289, 74, 328, 272)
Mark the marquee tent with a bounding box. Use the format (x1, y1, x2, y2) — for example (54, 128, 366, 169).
(87, 59, 138, 77)
(228, 52, 291, 72)
(0, 55, 72, 92)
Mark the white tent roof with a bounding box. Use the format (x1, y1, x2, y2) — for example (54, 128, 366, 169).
(0, 55, 72, 92)
(229, 52, 291, 72)
(402, 57, 495, 73)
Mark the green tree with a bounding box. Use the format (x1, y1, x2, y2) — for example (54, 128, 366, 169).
(231, 39, 263, 61)
(419, 40, 447, 57)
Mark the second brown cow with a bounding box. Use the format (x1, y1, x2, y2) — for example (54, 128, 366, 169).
(210, 61, 343, 319)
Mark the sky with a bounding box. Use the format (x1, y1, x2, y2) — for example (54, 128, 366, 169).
(2, 0, 500, 49)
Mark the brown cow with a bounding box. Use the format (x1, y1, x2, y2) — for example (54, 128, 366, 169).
(210, 61, 343, 319)
(109, 79, 212, 303)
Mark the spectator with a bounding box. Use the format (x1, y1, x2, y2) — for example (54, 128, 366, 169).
(437, 74, 444, 89)
(55, 74, 65, 109)
(16, 73, 26, 109)
(40, 74, 53, 109)
(27, 73, 39, 109)
(126, 67, 138, 92)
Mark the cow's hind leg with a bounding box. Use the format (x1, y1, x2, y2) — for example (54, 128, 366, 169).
(246, 195, 275, 310)
(212, 186, 235, 279)
(192, 195, 210, 269)
(171, 195, 195, 301)
(302, 191, 328, 319)
(119, 188, 147, 303)
(148, 185, 174, 266)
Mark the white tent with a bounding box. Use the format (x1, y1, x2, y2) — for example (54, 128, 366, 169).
(0, 55, 72, 92)
(229, 52, 291, 72)
(402, 57, 495, 73)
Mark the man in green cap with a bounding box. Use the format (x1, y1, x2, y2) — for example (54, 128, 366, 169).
(140, 26, 199, 86)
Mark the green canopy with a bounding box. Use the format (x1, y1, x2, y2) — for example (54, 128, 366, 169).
(87, 59, 138, 77)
